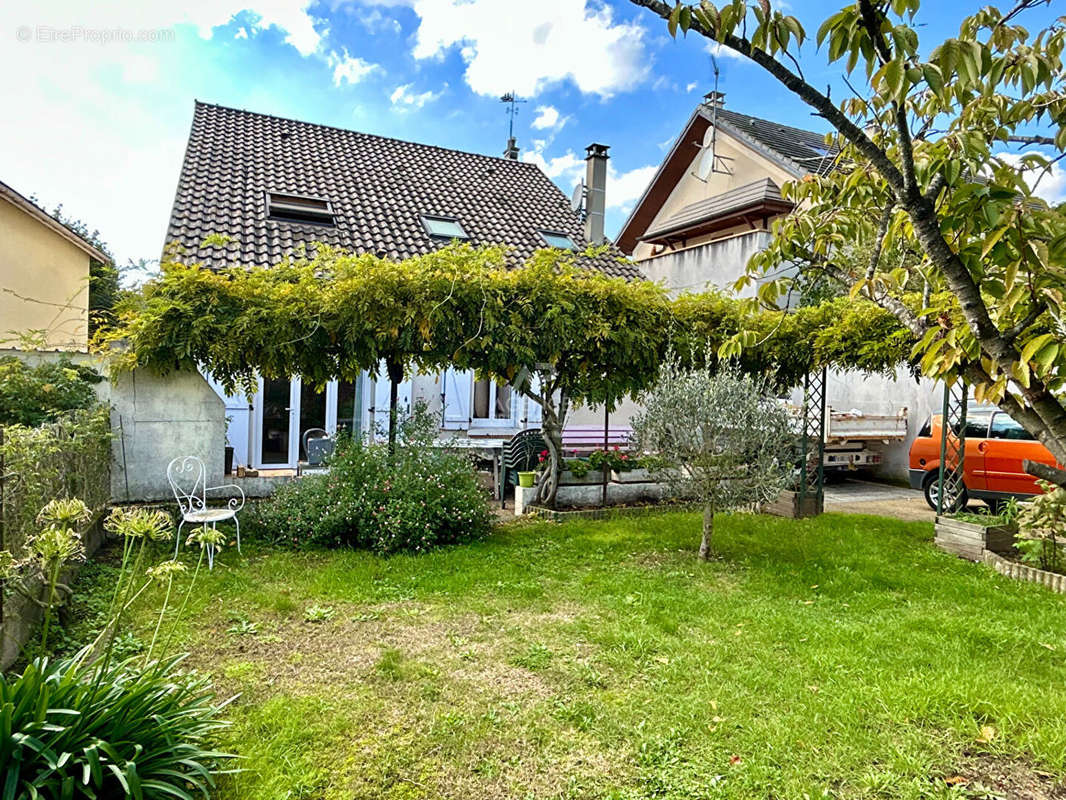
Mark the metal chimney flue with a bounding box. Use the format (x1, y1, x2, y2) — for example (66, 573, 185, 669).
(584, 143, 608, 245)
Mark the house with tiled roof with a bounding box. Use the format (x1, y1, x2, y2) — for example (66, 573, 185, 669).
(166, 101, 633, 472)
(617, 98, 839, 293)
(618, 98, 939, 481)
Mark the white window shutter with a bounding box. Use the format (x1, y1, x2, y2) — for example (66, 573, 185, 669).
(442, 368, 472, 430)
(367, 361, 412, 441)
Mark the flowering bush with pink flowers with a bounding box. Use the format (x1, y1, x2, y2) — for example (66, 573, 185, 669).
(250, 409, 493, 554)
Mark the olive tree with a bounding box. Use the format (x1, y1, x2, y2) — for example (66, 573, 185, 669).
(632, 361, 795, 559)
(631, 0, 1066, 486)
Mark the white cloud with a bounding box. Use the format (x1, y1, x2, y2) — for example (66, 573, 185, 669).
(355, 7, 403, 34)
(0, 1, 381, 265)
(531, 105, 566, 132)
(401, 0, 649, 98)
(330, 48, 379, 85)
(685, 81, 698, 93)
(995, 152, 1066, 205)
(522, 142, 657, 213)
(389, 82, 442, 109)
(7, 0, 328, 56)
(706, 41, 747, 62)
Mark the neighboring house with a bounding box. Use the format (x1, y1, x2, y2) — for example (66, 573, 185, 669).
(166, 101, 637, 470)
(0, 179, 110, 351)
(617, 98, 939, 479)
(0, 178, 224, 504)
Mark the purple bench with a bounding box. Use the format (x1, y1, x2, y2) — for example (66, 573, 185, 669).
(560, 425, 633, 456)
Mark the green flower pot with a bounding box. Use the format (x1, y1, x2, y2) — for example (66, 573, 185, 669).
(518, 471, 537, 488)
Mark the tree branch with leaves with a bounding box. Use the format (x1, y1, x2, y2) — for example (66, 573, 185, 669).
(634, 0, 1066, 483)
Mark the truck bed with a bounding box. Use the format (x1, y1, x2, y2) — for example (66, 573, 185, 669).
(826, 410, 908, 443)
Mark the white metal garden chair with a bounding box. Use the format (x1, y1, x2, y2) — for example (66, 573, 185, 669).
(166, 455, 245, 569)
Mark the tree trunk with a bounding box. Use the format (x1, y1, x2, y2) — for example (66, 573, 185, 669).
(386, 357, 404, 456)
(698, 501, 714, 560)
(532, 383, 568, 509)
(539, 418, 564, 508)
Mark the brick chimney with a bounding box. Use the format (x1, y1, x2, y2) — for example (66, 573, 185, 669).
(584, 143, 608, 245)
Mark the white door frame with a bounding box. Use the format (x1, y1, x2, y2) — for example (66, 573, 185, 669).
(252, 377, 300, 469)
(251, 377, 351, 469)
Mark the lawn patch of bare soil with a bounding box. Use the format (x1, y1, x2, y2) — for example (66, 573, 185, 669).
(941, 754, 1066, 799)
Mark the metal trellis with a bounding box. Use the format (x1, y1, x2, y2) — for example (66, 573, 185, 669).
(798, 367, 827, 514)
(936, 381, 967, 515)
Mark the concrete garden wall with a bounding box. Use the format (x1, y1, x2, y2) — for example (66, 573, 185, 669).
(4, 349, 226, 503)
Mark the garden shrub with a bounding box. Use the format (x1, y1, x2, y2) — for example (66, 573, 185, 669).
(0, 356, 103, 427)
(0, 406, 111, 561)
(0, 502, 232, 797)
(252, 407, 493, 554)
(0, 654, 231, 798)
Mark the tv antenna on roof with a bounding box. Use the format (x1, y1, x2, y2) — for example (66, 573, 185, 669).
(694, 52, 732, 180)
(500, 92, 526, 159)
(500, 92, 527, 139)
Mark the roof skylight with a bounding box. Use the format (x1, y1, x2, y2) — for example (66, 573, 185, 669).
(267, 192, 335, 226)
(422, 215, 469, 239)
(538, 231, 577, 250)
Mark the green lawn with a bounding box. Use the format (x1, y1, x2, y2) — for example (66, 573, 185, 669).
(69, 511, 1066, 799)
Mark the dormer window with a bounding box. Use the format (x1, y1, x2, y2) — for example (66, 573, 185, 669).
(267, 192, 335, 226)
(422, 215, 469, 240)
(538, 230, 577, 250)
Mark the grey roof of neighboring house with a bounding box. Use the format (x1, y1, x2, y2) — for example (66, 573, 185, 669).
(165, 101, 639, 278)
(712, 108, 839, 177)
(642, 178, 787, 241)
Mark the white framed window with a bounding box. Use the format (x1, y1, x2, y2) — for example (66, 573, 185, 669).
(442, 368, 524, 430)
(472, 377, 512, 426)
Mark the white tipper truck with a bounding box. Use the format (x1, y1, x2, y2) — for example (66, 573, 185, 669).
(821, 407, 909, 471)
(785, 403, 909, 471)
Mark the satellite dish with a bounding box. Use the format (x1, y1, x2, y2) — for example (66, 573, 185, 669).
(570, 181, 585, 213)
(695, 145, 716, 181)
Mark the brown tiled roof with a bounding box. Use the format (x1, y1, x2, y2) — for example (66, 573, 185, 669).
(165, 101, 639, 278)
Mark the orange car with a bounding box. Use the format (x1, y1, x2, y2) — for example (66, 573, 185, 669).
(909, 410, 1059, 511)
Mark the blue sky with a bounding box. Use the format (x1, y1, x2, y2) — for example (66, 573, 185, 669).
(0, 0, 1061, 267)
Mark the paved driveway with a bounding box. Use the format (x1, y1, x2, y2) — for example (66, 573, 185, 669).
(823, 478, 933, 522)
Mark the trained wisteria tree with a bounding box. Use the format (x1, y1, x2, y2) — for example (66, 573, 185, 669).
(632, 0, 1066, 486)
(632, 361, 795, 560)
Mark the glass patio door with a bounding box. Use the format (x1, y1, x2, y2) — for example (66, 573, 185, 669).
(259, 378, 296, 466)
(254, 377, 361, 468)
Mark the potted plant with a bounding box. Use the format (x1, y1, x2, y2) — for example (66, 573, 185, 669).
(590, 447, 651, 483)
(934, 498, 1020, 561)
(558, 456, 604, 486)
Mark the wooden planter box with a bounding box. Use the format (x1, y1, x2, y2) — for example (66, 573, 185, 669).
(765, 490, 823, 519)
(559, 470, 606, 486)
(934, 516, 1016, 562)
(611, 468, 653, 484)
